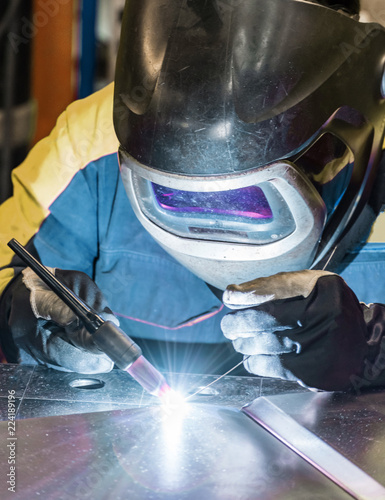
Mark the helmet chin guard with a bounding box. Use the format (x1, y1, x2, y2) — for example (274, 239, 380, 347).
(115, 0, 385, 288)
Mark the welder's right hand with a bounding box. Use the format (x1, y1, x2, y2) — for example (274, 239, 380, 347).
(3, 268, 117, 373)
(221, 270, 385, 392)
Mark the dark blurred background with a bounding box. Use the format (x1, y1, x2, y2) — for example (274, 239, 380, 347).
(0, 0, 125, 203)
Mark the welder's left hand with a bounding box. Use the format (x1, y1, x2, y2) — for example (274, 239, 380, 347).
(4, 268, 117, 374)
(221, 270, 385, 391)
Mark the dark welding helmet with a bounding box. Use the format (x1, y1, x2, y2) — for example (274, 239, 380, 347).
(114, 0, 385, 290)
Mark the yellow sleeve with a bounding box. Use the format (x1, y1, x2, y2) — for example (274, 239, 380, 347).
(0, 83, 119, 295)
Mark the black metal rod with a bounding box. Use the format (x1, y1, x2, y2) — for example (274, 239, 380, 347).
(7, 238, 103, 331)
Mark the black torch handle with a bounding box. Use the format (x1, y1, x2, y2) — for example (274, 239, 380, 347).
(7, 238, 103, 332)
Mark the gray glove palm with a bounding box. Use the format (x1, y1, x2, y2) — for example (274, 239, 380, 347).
(221, 270, 385, 392)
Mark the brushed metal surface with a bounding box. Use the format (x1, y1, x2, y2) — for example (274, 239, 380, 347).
(0, 403, 352, 500)
(243, 391, 385, 499)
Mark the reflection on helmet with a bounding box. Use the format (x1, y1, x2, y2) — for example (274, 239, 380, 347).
(114, 0, 385, 289)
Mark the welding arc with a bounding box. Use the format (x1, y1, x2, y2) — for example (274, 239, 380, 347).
(185, 355, 251, 401)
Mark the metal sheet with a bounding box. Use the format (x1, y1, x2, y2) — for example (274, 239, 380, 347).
(0, 364, 308, 420)
(0, 403, 352, 500)
(243, 391, 385, 500)
(0, 364, 261, 420)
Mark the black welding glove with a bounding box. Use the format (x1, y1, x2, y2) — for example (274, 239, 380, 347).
(221, 270, 385, 392)
(1, 268, 116, 373)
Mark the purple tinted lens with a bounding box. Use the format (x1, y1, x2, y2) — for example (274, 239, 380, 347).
(152, 183, 273, 219)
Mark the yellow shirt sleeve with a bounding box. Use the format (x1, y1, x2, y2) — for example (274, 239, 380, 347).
(0, 83, 119, 295)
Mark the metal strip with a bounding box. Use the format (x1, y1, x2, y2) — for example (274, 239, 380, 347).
(243, 397, 385, 500)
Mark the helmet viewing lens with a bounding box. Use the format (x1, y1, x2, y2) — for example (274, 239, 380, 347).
(152, 184, 273, 220)
(132, 176, 297, 245)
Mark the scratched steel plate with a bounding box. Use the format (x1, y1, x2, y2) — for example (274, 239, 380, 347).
(0, 403, 351, 500)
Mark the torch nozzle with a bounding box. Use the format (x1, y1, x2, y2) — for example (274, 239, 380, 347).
(126, 355, 172, 398)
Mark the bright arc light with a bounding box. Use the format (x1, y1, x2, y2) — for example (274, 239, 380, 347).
(160, 387, 188, 416)
(160, 388, 189, 454)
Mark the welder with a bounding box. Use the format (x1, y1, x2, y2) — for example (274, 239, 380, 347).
(0, 0, 385, 392)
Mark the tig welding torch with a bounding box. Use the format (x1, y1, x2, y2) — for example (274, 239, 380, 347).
(8, 239, 172, 398)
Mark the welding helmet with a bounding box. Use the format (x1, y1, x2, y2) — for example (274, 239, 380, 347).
(114, 0, 385, 290)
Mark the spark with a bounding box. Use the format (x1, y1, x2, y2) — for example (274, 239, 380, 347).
(160, 387, 188, 417)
